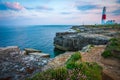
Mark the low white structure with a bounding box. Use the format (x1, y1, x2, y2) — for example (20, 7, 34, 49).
(106, 20, 116, 24)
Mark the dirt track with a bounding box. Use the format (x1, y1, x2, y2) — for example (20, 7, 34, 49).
(81, 45, 120, 80)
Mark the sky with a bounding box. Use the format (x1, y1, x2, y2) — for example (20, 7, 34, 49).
(0, 0, 120, 25)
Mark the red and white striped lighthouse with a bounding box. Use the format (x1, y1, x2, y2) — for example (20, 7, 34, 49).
(101, 6, 106, 24)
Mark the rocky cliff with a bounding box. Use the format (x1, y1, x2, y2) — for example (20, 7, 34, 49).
(54, 26, 119, 51)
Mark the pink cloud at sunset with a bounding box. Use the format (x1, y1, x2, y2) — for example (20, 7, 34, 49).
(0, 0, 120, 25)
(0, 2, 24, 11)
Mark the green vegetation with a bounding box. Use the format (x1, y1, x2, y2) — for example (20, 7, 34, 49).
(85, 24, 120, 28)
(101, 50, 112, 58)
(72, 28, 81, 32)
(27, 67, 68, 80)
(28, 52, 102, 80)
(76, 29, 81, 32)
(72, 24, 120, 33)
(102, 38, 120, 59)
(67, 52, 81, 62)
(77, 62, 102, 80)
(66, 52, 102, 80)
(90, 44, 95, 47)
(66, 52, 81, 69)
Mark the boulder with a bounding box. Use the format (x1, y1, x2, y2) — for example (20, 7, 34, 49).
(29, 52, 50, 58)
(81, 45, 93, 52)
(22, 50, 27, 55)
(24, 48, 42, 55)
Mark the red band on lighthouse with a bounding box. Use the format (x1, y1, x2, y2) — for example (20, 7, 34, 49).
(102, 14, 106, 20)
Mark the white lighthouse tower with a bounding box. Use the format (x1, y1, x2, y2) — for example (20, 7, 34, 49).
(101, 6, 106, 24)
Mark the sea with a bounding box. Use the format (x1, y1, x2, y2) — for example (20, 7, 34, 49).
(0, 25, 72, 57)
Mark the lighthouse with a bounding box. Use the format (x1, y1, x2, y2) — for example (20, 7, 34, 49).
(101, 6, 106, 24)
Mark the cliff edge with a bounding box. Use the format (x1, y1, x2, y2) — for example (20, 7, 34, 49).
(54, 25, 120, 51)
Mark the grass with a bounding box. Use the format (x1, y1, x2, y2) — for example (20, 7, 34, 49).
(85, 24, 120, 28)
(66, 52, 81, 69)
(72, 24, 120, 33)
(102, 38, 120, 59)
(27, 52, 102, 80)
(71, 27, 81, 32)
(78, 62, 102, 80)
(67, 52, 81, 62)
(66, 52, 102, 80)
(101, 50, 112, 58)
(27, 67, 68, 80)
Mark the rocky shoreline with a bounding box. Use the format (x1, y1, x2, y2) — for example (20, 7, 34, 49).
(54, 26, 120, 51)
(53, 25, 120, 80)
(0, 46, 51, 80)
(0, 25, 120, 80)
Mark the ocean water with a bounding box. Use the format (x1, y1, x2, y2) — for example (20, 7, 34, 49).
(0, 25, 71, 57)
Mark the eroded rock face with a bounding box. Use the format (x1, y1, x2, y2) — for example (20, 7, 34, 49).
(0, 46, 50, 80)
(54, 26, 114, 51)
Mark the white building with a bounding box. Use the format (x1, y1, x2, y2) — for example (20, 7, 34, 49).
(106, 20, 116, 24)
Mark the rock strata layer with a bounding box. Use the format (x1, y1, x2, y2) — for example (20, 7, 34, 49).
(54, 26, 118, 51)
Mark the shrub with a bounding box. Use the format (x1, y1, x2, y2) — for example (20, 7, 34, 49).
(109, 38, 119, 47)
(101, 50, 112, 58)
(66, 62, 102, 80)
(67, 52, 81, 62)
(49, 67, 68, 80)
(110, 38, 118, 42)
(102, 38, 120, 58)
(71, 52, 81, 61)
(90, 44, 95, 47)
(65, 51, 102, 80)
(78, 62, 102, 80)
(66, 61, 79, 69)
(66, 52, 81, 69)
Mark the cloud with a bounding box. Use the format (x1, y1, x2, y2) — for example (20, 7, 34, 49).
(116, 0, 120, 3)
(76, 4, 98, 11)
(61, 12, 72, 15)
(37, 6, 53, 11)
(0, 2, 24, 11)
(112, 8, 120, 15)
(26, 6, 53, 11)
(25, 7, 34, 10)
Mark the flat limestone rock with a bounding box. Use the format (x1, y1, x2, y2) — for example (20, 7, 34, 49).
(0, 46, 20, 54)
(29, 52, 50, 58)
(24, 48, 42, 54)
(0, 46, 19, 51)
